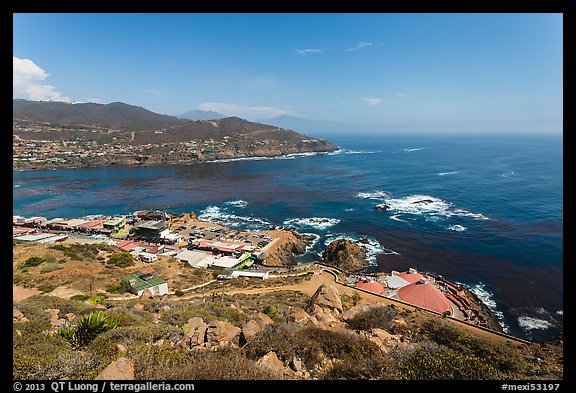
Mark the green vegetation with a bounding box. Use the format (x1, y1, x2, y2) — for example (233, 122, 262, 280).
(50, 243, 117, 262)
(109, 252, 134, 268)
(345, 305, 398, 332)
(21, 256, 46, 268)
(263, 305, 278, 318)
(40, 264, 64, 274)
(105, 283, 127, 294)
(54, 311, 118, 348)
(70, 294, 91, 302)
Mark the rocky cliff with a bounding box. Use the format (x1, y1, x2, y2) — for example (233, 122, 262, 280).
(321, 239, 369, 272)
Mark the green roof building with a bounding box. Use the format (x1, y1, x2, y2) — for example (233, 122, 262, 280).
(121, 272, 169, 297)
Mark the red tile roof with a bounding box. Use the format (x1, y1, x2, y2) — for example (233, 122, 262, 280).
(397, 271, 424, 284)
(398, 281, 452, 314)
(115, 240, 143, 251)
(355, 281, 385, 294)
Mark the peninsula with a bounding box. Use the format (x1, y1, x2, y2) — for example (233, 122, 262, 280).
(13, 100, 337, 170)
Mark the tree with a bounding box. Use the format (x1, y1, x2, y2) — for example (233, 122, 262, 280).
(109, 252, 134, 268)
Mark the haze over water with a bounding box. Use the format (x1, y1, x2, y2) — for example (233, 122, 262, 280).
(13, 133, 563, 342)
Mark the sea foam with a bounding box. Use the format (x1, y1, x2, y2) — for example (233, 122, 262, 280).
(324, 234, 398, 265)
(468, 282, 509, 333)
(283, 217, 340, 231)
(518, 316, 553, 331)
(383, 194, 490, 221)
(199, 205, 270, 229)
(356, 190, 391, 200)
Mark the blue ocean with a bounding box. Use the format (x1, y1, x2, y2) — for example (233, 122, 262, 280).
(13, 133, 563, 342)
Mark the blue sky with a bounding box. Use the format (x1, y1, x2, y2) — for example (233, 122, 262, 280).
(13, 13, 562, 134)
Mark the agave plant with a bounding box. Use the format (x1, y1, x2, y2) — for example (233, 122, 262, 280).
(54, 311, 118, 348)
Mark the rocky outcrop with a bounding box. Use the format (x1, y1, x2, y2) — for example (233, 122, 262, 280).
(261, 231, 313, 266)
(307, 284, 343, 314)
(256, 351, 295, 378)
(321, 239, 369, 272)
(45, 308, 66, 328)
(206, 321, 241, 347)
(242, 312, 274, 342)
(287, 309, 312, 324)
(13, 308, 29, 323)
(95, 357, 134, 380)
(184, 317, 209, 347)
(140, 288, 154, 300)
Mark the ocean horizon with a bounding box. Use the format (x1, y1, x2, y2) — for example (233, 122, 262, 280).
(13, 132, 563, 342)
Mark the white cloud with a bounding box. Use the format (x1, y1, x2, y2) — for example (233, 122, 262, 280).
(346, 42, 373, 51)
(198, 102, 292, 120)
(87, 97, 103, 103)
(13, 56, 70, 102)
(363, 97, 381, 106)
(295, 49, 322, 54)
(144, 89, 162, 95)
(396, 92, 409, 98)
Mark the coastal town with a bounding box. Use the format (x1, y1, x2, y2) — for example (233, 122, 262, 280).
(13, 210, 499, 331)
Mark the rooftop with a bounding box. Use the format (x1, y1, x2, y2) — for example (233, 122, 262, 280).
(122, 272, 167, 291)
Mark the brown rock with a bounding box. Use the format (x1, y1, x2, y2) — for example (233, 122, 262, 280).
(371, 328, 402, 346)
(185, 317, 208, 347)
(206, 321, 241, 346)
(287, 309, 311, 324)
(65, 313, 75, 322)
(321, 239, 369, 272)
(307, 284, 343, 314)
(342, 300, 380, 321)
(133, 304, 144, 311)
(140, 288, 154, 299)
(256, 351, 294, 377)
(45, 308, 65, 328)
(95, 357, 134, 380)
(13, 308, 29, 323)
(153, 339, 165, 348)
(242, 312, 274, 342)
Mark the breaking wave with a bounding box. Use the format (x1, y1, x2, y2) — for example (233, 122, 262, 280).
(518, 316, 553, 331)
(382, 194, 491, 221)
(356, 190, 391, 200)
(199, 205, 270, 229)
(437, 171, 460, 176)
(224, 200, 248, 208)
(447, 224, 467, 232)
(301, 232, 321, 254)
(283, 217, 340, 231)
(324, 234, 398, 265)
(402, 147, 424, 152)
(468, 282, 509, 333)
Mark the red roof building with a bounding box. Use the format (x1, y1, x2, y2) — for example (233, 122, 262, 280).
(397, 269, 424, 284)
(115, 240, 143, 252)
(398, 279, 452, 314)
(355, 281, 385, 295)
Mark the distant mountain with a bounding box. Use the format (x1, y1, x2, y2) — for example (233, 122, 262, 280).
(179, 109, 225, 121)
(13, 100, 337, 170)
(13, 99, 185, 131)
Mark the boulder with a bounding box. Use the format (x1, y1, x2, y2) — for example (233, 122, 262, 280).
(256, 351, 294, 378)
(140, 288, 154, 300)
(185, 317, 208, 347)
(307, 284, 343, 314)
(45, 308, 65, 328)
(371, 328, 402, 346)
(206, 321, 241, 346)
(133, 304, 144, 311)
(242, 312, 274, 342)
(287, 309, 311, 324)
(342, 300, 380, 321)
(13, 308, 29, 323)
(153, 339, 165, 348)
(321, 239, 369, 272)
(65, 313, 75, 322)
(95, 357, 134, 380)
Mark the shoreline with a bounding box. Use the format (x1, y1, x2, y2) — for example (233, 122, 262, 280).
(12, 147, 341, 172)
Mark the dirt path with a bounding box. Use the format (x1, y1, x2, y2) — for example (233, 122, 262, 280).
(13, 284, 39, 302)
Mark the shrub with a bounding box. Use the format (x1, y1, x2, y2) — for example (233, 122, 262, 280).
(346, 305, 398, 332)
(55, 311, 118, 348)
(22, 256, 46, 268)
(263, 305, 277, 318)
(37, 283, 56, 293)
(109, 252, 134, 268)
(134, 346, 278, 380)
(40, 264, 64, 274)
(70, 294, 91, 302)
(88, 293, 107, 305)
(175, 289, 185, 297)
(418, 318, 527, 375)
(398, 347, 499, 380)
